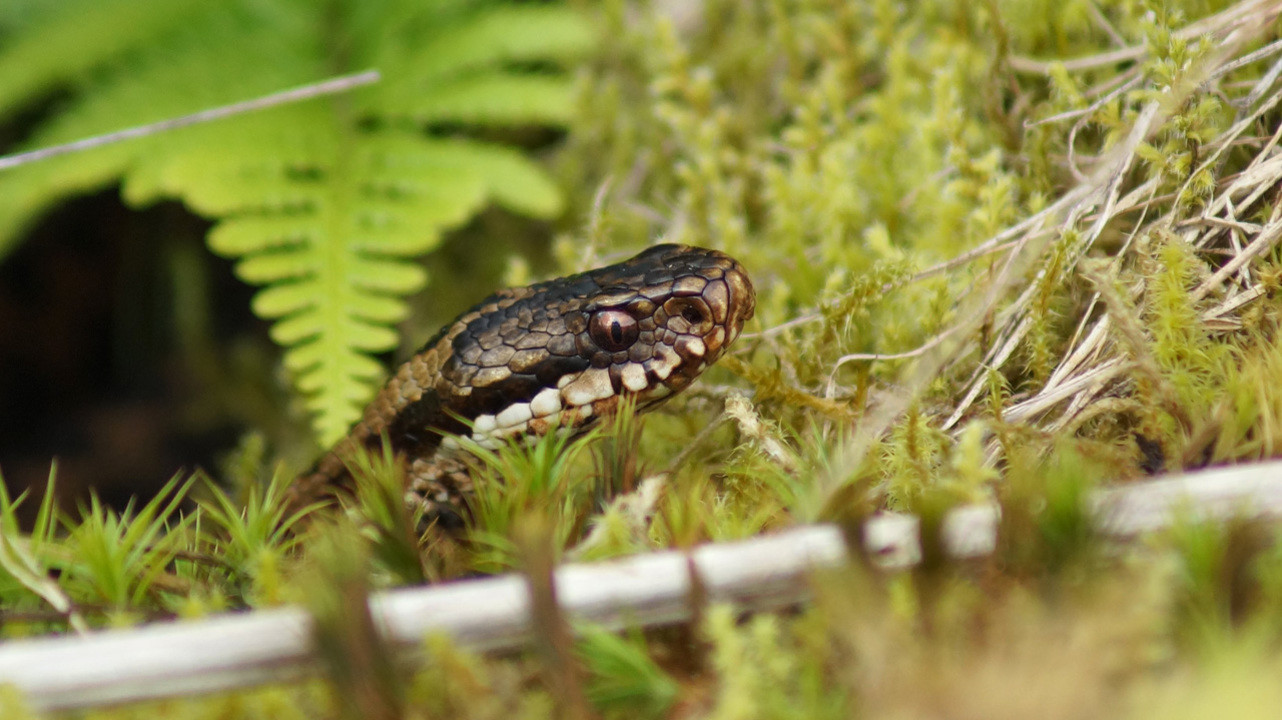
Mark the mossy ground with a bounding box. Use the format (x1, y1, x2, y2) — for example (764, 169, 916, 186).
(5, 0, 1282, 718)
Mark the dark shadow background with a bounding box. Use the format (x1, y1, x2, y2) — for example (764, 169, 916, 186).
(0, 194, 259, 514)
(0, 185, 556, 520)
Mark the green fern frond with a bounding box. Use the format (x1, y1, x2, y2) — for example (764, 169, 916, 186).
(0, 0, 209, 113)
(0, 0, 594, 445)
(385, 72, 578, 126)
(391, 5, 597, 83)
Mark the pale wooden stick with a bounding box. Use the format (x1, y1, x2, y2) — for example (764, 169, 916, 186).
(4, 461, 1282, 711)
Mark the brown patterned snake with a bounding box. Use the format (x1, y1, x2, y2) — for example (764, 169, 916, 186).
(289, 244, 755, 525)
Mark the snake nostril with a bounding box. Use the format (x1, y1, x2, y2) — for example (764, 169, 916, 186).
(681, 305, 705, 325)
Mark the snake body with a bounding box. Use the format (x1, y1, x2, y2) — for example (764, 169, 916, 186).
(290, 244, 755, 520)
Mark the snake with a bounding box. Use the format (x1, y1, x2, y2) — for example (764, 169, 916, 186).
(289, 243, 756, 524)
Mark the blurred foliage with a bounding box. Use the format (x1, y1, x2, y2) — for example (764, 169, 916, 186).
(0, 0, 594, 444)
(4, 0, 1282, 718)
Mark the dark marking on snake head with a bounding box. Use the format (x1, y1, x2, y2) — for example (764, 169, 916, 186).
(386, 388, 457, 458)
(535, 354, 590, 386)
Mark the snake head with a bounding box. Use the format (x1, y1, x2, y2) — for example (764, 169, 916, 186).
(570, 243, 756, 412)
(297, 243, 755, 511)
(397, 244, 756, 452)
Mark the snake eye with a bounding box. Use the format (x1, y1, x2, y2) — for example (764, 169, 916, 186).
(589, 309, 639, 351)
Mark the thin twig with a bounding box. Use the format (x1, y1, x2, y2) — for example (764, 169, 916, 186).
(1009, 45, 1145, 75)
(828, 325, 963, 375)
(0, 70, 382, 172)
(1191, 207, 1282, 301)
(1086, 0, 1128, 47)
(1025, 73, 1144, 129)
(1210, 36, 1282, 81)
(1009, 0, 1282, 75)
(738, 312, 820, 341)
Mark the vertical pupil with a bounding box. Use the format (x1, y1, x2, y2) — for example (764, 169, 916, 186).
(591, 310, 637, 350)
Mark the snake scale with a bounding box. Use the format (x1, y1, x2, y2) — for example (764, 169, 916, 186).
(289, 244, 755, 524)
